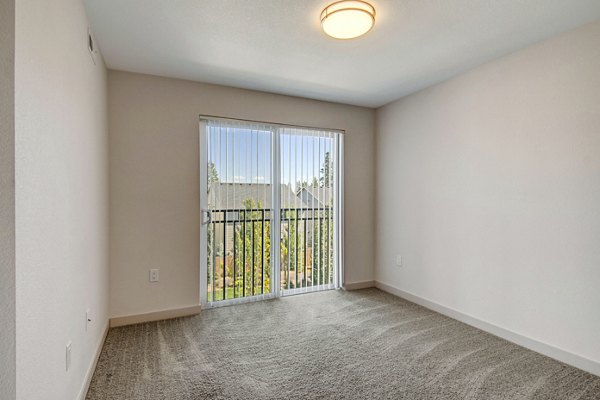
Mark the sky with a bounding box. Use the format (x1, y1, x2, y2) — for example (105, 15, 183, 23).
(207, 125, 335, 191)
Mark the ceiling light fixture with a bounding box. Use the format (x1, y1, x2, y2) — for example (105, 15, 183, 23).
(320, 0, 376, 40)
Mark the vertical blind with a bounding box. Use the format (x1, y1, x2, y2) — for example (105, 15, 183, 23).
(203, 118, 340, 305)
(278, 126, 337, 295)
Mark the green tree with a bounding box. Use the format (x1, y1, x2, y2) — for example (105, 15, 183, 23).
(232, 199, 271, 297)
(296, 180, 308, 190)
(208, 161, 220, 184)
(319, 151, 332, 188)
(281, 208, 305, 289)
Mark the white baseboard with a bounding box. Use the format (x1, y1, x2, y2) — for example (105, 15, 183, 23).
(78, 320, 109, 400)
(109, 305, 202, 328)
(342, 280, 376, 290)
(375, 281, 600, 377)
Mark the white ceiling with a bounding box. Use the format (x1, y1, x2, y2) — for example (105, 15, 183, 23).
(84, 0, 600, 108)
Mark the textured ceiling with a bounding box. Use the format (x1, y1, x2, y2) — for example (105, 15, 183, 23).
(84, 0, 600, 107)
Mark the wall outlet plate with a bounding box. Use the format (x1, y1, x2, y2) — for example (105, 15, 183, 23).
(396, 255, 402, 267)
(149, 269, 159, 282)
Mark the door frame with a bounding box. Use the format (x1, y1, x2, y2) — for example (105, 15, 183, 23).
(199, 116, 344, 308)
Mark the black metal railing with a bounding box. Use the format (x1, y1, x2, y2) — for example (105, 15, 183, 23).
(206, 207, 334, 302)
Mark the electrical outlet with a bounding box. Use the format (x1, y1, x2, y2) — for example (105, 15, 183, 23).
(396, 255, 403, 267)
(66, 342, 72, 371)
(86, 309, 91, 331)
(149, 269, 159, 283)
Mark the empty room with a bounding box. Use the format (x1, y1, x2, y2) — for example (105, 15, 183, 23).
(1, 0, 600, 399)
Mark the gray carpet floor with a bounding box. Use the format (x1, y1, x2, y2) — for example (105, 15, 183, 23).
(87, 288, 600, 399)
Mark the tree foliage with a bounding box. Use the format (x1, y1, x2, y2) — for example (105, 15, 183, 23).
(319, 152, 332, 188)
(208, 161, 220, 184)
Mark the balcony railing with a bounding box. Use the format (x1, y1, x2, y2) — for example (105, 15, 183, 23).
(206, 207, 334, 302)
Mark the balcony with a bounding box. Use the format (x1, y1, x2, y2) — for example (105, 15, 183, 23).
(206, 205, 335, 302)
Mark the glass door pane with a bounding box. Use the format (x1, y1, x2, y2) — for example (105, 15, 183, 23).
(200, 118, 341, 307)
(278, 128, 338, 296)
(201, 120, 275, 307)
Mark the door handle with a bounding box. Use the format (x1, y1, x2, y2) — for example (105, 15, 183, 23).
(201, 209, 212, 225)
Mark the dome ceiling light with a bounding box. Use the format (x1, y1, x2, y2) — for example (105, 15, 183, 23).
(320, 0, 376, 40)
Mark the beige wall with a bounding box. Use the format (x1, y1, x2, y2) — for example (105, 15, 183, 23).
(0, 0, 15, 398)
(108, 70, 376, 317)
(15, 0, 109, 399)
(376, 20, 600, 367)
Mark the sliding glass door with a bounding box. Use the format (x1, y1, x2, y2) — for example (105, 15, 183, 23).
(199, 117, 343, 307)
(277, 127, 338, 295)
